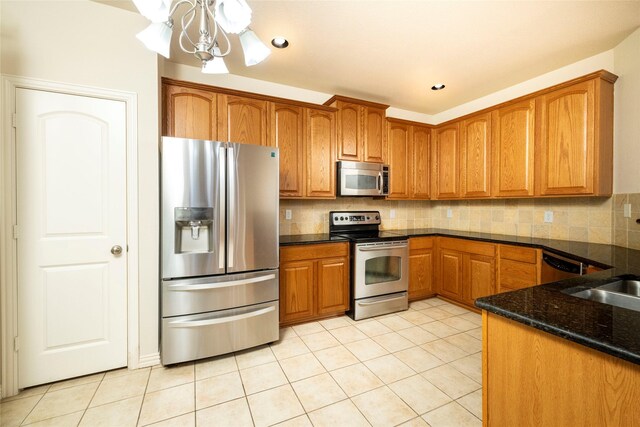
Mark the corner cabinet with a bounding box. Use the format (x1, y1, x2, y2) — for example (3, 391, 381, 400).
(386, 119, 432, 200)
(536, 73, 616, 196)
(324, 95, 389, 163)
(279, 242, 350, 326)
(432, 123, 461, 199)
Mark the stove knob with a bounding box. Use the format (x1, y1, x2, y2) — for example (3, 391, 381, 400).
(375, 215, 380, 220)
(340, 216, 344, 221)
(366, 216, 370, 220)
(333, 216, 338, 221)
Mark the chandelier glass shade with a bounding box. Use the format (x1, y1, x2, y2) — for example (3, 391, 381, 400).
(133, 0, 271, 73)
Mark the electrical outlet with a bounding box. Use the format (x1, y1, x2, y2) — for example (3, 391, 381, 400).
(447, 208, 453, 218)
(544, 211, 553, 223)
(390, 209, 396, 219)
(285, 209, 292, 220)
(624, 204, 632, 218)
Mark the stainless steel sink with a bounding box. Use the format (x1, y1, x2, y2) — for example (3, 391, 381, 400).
(596, 279, 640, 297)
(567, 279, 640, 312)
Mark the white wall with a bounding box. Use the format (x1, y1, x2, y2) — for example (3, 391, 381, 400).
(613, 28, 640, 194)
(1, 1, 161, 360)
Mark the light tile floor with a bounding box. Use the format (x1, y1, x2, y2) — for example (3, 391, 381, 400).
(1, 298, 482, 427)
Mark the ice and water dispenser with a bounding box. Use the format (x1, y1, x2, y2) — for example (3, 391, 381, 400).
(174, 207, 214, 253)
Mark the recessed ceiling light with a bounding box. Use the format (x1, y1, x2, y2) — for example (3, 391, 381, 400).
(271, 37, 289, 49)
(431, 84, 446, 91)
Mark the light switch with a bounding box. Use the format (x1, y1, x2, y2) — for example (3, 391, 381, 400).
(390, 209, 396, 219)
(624, 204, 632, 218)
(285, 209, 292, 220)
(447, 208, 453, 218)
(544, 211, 553, 223)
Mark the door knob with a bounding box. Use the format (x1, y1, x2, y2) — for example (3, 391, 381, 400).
(111, 245, 123, 256)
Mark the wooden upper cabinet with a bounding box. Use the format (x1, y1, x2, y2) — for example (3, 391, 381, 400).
(536, 75, 615, 196)
(364, 107, 386, 163)
(433, 123, 461, 199)
(460, 113, 491, 198)
(305, 108, 336, 198)
(271, 103, 304, 198)
(412, 125, 431, 199)
(325, 96, 389, 163)
(163, 83, 217, 140)
(492, 99, 536, 197)
(218, 94, 269, 146)
(387, 121, 411, 199)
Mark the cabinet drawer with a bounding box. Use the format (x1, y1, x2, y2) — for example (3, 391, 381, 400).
(499, 260, 538, 290)
(500, 245, 538, 264)
(439, 237, 495, 257)
(281, 242, 349, 262)
(410, 237, 434, 251)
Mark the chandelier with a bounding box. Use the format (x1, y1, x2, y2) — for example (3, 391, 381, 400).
(133, 0, 271, 74)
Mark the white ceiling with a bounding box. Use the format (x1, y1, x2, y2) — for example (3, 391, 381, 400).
(99, 0, 640, 114)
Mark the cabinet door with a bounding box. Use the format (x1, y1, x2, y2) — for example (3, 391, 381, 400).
(439, 249, 463, 301)
(218, 94, 269, 146)
(271, 103, 304, 197)
(336, 102, 362, 161)
(461, 113, 491, 198)
(492, 99, 535, 197)
(305, 108, 336, 198)
(409, 250, 434, 300)
(466, 254, 495, 302)
(163, 84, 216, 140)
(317, 257, 350, 315)
(411, 125, 431, 199)
(280, 260, 315, 323)
(364, 107, 386, 163)
(537, 80, 595, 195)
(433, 123, 461, 199)
(387, 121, 411, 199)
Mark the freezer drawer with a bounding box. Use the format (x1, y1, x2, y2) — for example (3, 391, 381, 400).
(162, 270, 279, 317)
(161, 300, 279, 365)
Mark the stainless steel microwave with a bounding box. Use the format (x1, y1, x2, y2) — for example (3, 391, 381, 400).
(337, 161, 389, 197)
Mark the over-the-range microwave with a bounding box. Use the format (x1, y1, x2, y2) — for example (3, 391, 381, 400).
(337, 161, 389, 197)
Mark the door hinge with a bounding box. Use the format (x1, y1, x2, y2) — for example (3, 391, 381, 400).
(12, 225, 18, 240)
(12, 113, 17, 128)
(14, 336, 19, 352)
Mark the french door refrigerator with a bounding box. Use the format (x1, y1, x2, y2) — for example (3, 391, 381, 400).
(160, 137, 279, 365)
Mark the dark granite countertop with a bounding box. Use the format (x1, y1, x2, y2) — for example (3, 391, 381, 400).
(281, 229, 640, 364)
(279, 234, 348, 246)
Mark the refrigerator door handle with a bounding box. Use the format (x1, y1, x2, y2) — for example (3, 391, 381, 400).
(168, 274, 276, 291)
(227, 145, 235, 269)
(219, 146, 226, 270)
(168, 305, 276, 328)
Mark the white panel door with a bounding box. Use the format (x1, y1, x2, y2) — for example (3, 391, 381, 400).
(16, 88, 127, 388)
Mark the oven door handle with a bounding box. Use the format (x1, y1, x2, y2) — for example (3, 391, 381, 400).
(357, 295, 407, 306)
(358, 243, 408, 251)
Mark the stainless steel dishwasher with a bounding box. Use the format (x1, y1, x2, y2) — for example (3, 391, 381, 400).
(541, 251, 586, 283)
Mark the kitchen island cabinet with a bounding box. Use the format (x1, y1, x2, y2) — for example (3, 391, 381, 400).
(482, 311, 640, 426)
(279, 242, 350, 326)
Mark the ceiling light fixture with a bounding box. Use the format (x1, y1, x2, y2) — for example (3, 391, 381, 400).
(271, 37, 289, 49)
(431, 84, 446, 91)
(133, 0, 271, 74)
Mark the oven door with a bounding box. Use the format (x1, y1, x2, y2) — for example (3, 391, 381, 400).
(354, 241, 408, 298)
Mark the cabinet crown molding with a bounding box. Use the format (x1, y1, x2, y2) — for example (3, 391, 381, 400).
(323, 94, 390, 110)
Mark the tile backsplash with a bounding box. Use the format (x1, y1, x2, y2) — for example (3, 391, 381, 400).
(278, 195, 640, 248)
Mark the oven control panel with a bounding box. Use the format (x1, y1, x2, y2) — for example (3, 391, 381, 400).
(330, 211, 381, 226)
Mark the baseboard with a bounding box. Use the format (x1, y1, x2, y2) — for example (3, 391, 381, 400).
(138, 352, 161, 368)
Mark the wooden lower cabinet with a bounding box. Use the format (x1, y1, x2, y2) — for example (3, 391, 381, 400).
(408, 237, 435, 301)
(497, 244, 541, 292)
(279, 243, 349, 326)
(483, 312, 640, 426)
(437, 238, 496, 306)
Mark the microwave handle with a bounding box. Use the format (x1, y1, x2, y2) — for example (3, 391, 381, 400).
(377, 172, 383, 194)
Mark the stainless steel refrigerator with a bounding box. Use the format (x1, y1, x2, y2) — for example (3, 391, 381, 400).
(160, 137, 279, 365)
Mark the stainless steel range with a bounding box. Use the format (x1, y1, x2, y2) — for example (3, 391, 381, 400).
(329, 211, 409, 320)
